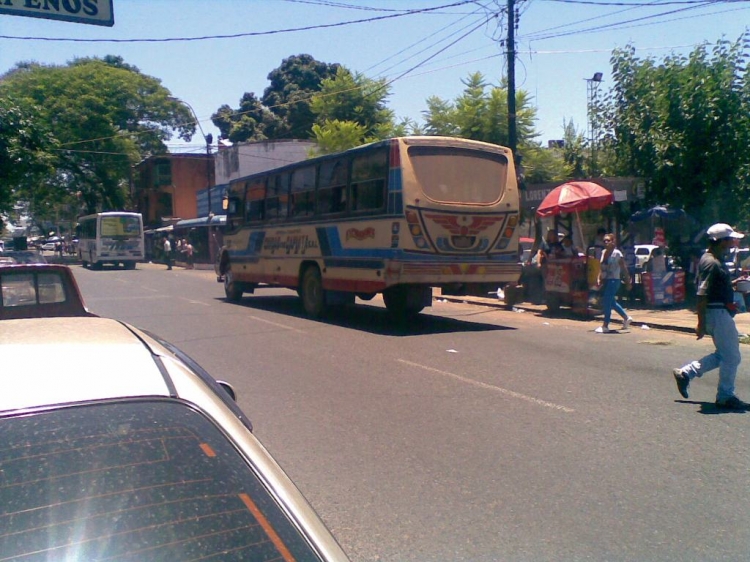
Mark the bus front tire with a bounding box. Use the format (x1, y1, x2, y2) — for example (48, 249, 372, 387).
(224, 270, 243, 302)
(301, 266, 326, 318)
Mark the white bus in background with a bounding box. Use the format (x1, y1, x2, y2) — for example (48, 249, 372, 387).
(76, 212, 144, 270)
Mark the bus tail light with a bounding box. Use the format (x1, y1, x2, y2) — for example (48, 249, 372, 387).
(390, 139, 401, 168)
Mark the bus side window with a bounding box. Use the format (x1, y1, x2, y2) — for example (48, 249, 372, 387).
(290, 165, 316, 219)
(317, 159, 348, 216)
(227, 197, 243, 231)
(351, 148, 387, 213)
(246, 179, 265, 223)
(266, 173, 290, 222)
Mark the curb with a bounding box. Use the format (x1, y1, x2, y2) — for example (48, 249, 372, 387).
(435, 294, 696, 335)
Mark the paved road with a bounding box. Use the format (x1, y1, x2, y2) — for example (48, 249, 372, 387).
(73, 263, 750, 562)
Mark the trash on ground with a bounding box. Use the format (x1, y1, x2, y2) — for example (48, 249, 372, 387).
(446, 349, 458, 353)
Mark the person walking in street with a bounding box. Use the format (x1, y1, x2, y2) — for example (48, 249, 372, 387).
(163, 236, 172, 270)
(185, 240, 194, 269)
(595, 233, 633, 333)
(672, 223, 749, 410)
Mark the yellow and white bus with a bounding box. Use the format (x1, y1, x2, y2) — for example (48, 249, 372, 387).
(77, 211, 144, 270)
(217, 136, 521, 318)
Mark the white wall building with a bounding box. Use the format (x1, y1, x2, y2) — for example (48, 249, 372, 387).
(215, 139, 317, 186)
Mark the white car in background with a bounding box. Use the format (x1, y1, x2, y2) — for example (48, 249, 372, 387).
(634, 244, 659, 269)
(40, 236, 61, 251)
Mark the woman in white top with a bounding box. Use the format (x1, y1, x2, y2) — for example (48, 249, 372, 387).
(596, 234, 634, 333)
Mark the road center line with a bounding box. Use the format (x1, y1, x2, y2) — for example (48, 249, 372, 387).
(397, 359, 575, 413)
(249, 315, 306, 333)
(179, 297, 210, 306)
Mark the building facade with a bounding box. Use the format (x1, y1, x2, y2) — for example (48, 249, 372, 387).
(132, 153, 214, 229)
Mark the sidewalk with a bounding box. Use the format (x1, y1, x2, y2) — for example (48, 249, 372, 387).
(436, 291, 750, 337)
(46, 251, 750, 336)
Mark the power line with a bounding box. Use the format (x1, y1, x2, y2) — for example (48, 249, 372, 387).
(368, 13, 495, 77)
(0, 1, 474, 43)
(522, 1, 742, 42)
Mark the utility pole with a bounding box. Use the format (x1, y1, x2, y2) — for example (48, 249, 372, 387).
(205, 133, 213, 217)
(170, 96, 213, 217)
(507, 0, 517, 158)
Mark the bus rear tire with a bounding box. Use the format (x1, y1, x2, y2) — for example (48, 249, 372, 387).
(301, 266, 326, 318)
(125, 262, 136, 270)
(546, 293, 561, 312)
(383, 286, 425, 320)
(224, 270, 243, 302)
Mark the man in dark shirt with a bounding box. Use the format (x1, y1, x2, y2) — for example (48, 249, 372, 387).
(672, 223, 748, 410)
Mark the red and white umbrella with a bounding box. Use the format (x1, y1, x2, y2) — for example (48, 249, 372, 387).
(536, 181, 613, 246)
(536, 181, 613, 218)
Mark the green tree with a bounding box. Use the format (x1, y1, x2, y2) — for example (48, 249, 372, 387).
(0, 95, 56, 225)
(211, 93, 281, 143)
(310, 120, 367, 154)
(262, 54, 341, 139)
(422, 72, 566, 182)
(601, 36, 750, 224)
(561, 119, 587, 179)
(0, 57, 193, 215)
(309, 67, 400, 152)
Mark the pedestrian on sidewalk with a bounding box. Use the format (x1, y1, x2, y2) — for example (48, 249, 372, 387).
(163, 236, 172, 270)
(595, 233, 633, 333)
(673, 223, 749, 410)
(185, 240, 194, 269)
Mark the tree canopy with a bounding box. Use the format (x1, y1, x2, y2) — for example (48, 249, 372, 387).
(309, 67, 407, 153)
(600, 35, 750, 225)
(0, 95, 56, 225)
(213, 54, 341, 143)
(421, 72, 568, 183)
(0, 56, 194, 217)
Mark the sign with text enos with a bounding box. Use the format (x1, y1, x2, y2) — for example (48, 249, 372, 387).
(0, 0, 114, 27)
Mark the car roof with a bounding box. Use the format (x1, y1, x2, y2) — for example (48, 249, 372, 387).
(0, 317, 171, 412)
(0, 316, 350, 561)
(0, 263, 92, 319)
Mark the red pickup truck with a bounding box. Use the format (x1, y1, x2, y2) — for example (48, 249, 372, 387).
(0, 264, 95, 320)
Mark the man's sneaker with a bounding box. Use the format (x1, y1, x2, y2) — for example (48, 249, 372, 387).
(673, 368, 690, 399)
(623, 317, 633, 330)
(595, 326, 612, 333)
(715, 396, 750, 410)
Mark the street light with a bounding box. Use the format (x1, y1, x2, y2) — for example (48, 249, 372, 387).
(170, 97, 213, 217)
(585, 72, 603, 177)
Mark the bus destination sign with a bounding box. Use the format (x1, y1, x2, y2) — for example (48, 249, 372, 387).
(0, 0, 114, 27)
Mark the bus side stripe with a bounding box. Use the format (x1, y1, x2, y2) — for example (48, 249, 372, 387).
(323, 258, 385, 269)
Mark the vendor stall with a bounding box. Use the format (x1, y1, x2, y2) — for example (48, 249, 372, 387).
(535, 181, 614, 315)
(642, 270, 686, 306)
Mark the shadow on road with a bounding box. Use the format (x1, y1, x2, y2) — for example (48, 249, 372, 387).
(676, 400, 749, 415)
(216, 295, 515, 336)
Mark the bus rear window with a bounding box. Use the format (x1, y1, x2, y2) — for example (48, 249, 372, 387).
(100, 216, 142, 237)
(408, 146, 508, 204)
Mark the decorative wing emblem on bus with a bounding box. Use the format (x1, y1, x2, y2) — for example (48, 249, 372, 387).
(424, 214, 502, 252)
(425, 215, 501, 236)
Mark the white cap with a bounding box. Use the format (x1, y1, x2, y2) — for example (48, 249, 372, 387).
(706, 223, 744, 241)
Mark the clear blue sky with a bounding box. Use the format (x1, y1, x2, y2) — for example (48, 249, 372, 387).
(1, 0, 746, 154)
